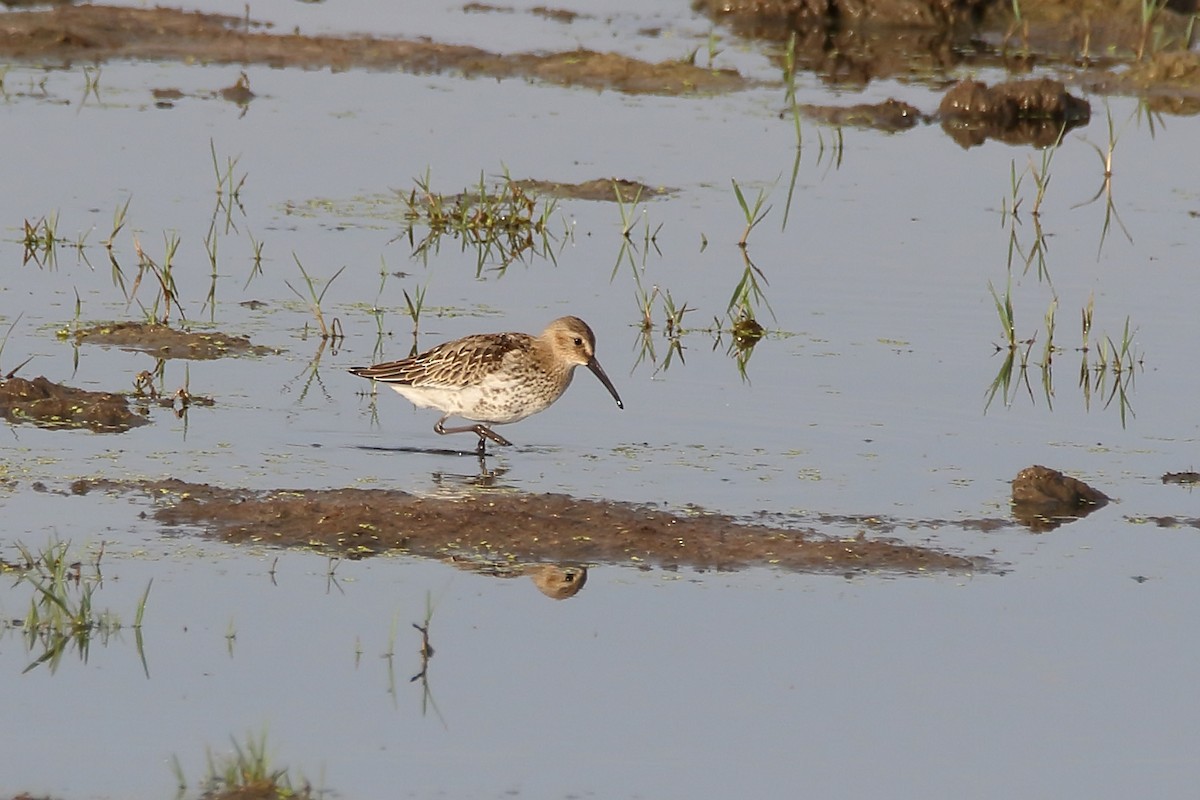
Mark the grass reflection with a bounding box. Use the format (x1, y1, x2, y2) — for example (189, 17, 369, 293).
(1, 539, 151, 676)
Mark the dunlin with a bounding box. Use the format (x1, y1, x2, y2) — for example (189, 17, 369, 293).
(349, 316, 623, 455)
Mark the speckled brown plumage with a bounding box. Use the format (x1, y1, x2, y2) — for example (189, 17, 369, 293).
(349, 316, 623, 455)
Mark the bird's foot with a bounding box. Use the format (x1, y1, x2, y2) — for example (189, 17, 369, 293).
(474, 425, 513, 447)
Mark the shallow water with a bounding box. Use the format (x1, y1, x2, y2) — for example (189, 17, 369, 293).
(2, 1, 1200, 798)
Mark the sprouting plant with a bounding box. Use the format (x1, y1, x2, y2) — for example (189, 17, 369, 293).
(0, 314, 33, 379)
(1002, 161, 1054, 284)
(611, 181, 661, 280)
(816, 126, 845, 172)
(782, 104, 803, 231)
(1085, 315, 1139, 427)
(783, 31, 798, 106)
(129, 232, 185, 325)
(190, 729, 317, 799)
(1138, 0, 1172, 59)
(400, 168, 561, 275)
(102, 197, 132, 252)
(70, 225, 91, 264)
(1041, 298, 1058, 367)
(325, 557, 345, 595)
(731, 178, 771, 248)
(244, 229, 265, 290)
(984, 277, 1042, 411)
(203, 220, 220, 321)
(705, 30, 722, 68)
(1080, 291, 1094, 354)
(1029, 124, 1065, 218)
(210, 139, 248, 229)
(633, 284, 693, 375)
(80, 65, 101, 106)
(1002, 0, 1032, 57)
(403, 284, 427, 339)
(636, 284, 658, 333)
(615, 181, 644, 240)
(712, 312, 766, 383)
(410, 590, 446, 725)
(285, 255, 346, 340)
(1002, 159, 1024, 225)
(21, 212, 59, 267)
(659, 290, 691, 371)
(988, 279, 1017, 350)
(681, 29, 722, 68)
(727, 249, 775, 324)
(1073, 104, 1133, 258)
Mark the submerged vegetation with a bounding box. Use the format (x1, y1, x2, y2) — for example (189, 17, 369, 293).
(986, 273, 1141, 424)
(398, 169, 565, 275)
(0, 539, 150, 675)
(172, 729, 322, 800)
(985, 96, 1149, 427)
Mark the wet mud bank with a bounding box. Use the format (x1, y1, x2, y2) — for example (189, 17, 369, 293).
(0, 5, 749, 94)
(73, 478, 987, 575)
(1, 2, 1196, 109)
(699, 0, 1200, 101)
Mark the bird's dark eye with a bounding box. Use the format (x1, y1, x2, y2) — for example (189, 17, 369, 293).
(573, 337, 583, 346)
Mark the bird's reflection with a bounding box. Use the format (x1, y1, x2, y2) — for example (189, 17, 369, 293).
(444, 558, 590, 600)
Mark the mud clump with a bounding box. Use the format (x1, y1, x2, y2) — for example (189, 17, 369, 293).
(0, 375, 149, 432)
(75, 321, 276, 360)
(511, 178, 673, 202)
(1011, 465, 1109, 532)
(938, 78, 1090, 147)
(798, 99, 925, 131)
(84, 478, 986, 576)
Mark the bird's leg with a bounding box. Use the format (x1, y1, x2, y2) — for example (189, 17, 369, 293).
(434, 417, 513, 447)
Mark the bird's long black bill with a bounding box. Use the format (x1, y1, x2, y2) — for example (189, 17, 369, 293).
(587, 356, 624, 409)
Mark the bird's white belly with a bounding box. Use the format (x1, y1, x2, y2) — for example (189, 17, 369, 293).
(389, 372, 561, 424)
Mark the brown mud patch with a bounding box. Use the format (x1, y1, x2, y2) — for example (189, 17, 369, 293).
(798, 99, 925, 132)
(0, 5, 750, 95)
(0, 375, 148, 432)
(512, 178, 674, 202)
(75, 321, 276, 360)
(464, 3, 591, 25)
(75, 478, 986, 575)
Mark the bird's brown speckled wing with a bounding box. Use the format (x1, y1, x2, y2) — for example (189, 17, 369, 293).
(349, 332, 534, 388)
